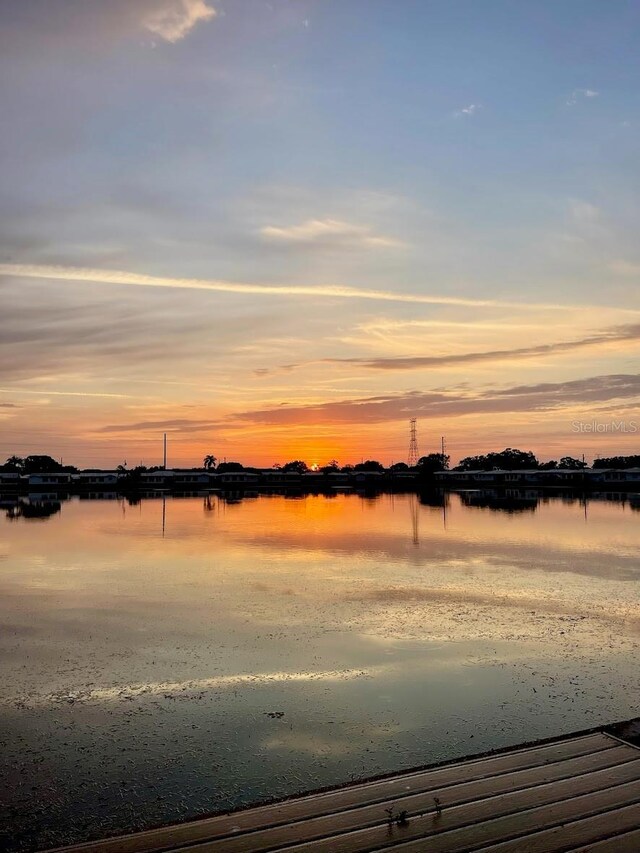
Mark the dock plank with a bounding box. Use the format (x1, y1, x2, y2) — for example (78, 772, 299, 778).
(475, 801, 640, 852)
(185, 747, 637, 853)
(357, 780, 640, 853)
(569, 825, 640, 851)
(260, 764, 640, 853)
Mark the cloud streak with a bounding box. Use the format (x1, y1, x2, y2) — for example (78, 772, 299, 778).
(229, 373, 640, 427)
(0, 388, 137, 400)
(0, 263, 617, 312)
(297, 323, 640, 372)
(260, 218, 404, 249)
(97, 373, 640, 433)
(98, 373, 640, 434)
(97, 418, 218, 434)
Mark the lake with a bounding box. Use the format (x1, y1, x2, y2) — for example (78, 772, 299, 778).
(1, 491, 638, 851)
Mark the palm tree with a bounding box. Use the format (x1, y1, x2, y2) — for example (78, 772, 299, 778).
(5, 455, 25, 471)
(203, 454, 217, 470)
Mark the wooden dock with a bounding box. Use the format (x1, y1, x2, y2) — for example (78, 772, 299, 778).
(50, 728, 640, 853)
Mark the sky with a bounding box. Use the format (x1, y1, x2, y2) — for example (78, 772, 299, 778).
(1, 0, 639, 468)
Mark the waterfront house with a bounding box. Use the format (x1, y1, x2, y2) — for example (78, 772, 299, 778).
(73, 471, 120, 488)
(326, 471, 350, 485)
(25, 472, 72, 488)
(542, 468, 587, 486)
(353, 470, 385, 486)
(259, 469, 302, 486)
(171, 470, 213, 488)
(141, 470, 175, 488)
(214, 471, 260, 486)
(587, 467, 640, 486)
(0, 472, 21, 489)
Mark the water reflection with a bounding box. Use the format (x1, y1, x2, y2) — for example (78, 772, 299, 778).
(3, 486, 639, 525)
(459, 491, 538, 513)
(3, 496, 63, 520)
(0, 493, 638, 852)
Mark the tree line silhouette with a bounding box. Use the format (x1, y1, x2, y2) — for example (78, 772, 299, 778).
(2, 449, 639, 477)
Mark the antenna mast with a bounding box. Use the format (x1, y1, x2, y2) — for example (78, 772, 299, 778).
(408, 418, 419, 467)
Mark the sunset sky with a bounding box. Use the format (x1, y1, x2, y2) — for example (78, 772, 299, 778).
(1, 0, 639, 468)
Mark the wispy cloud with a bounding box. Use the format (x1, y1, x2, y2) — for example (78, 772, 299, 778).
(0, 388, 137, 399)
(260, 218, 404, 249)
(568, 199, 600, 225)
(566, 88, 599, 106)
(454, 104, 482, 118)
(611, 260, 640, 276)
(229, 373, 640, 427)
(0, 263, 582, 311)
(0, 0, 219, 50)
(94, 373, 640, 434)
(142, 0, 217, 43)
(98, 417, 217, 434)
(302, 323, 640, 372)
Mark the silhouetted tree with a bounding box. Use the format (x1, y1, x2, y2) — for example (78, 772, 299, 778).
(321, 460, 340, 474)
(456, 448, 539, 471)
(118, 465, 148, 489)
(559, 456, 587, 469)
(23, 455, 70, 474)
(389, 462, 410, 472)
(281, 460, 308, 474)
(539, 460, 558, 470)
(203, 454, 217, 470)
(354, 460, 384, 472)
(216, 461, 244, 473)
(455, 455, 483, 471)
(4, 455, 25, 472)
(592, 455, 640, 469)
(416, 453, 449, 473)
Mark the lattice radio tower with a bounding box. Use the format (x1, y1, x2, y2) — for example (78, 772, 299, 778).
(408, 418, 419, 467)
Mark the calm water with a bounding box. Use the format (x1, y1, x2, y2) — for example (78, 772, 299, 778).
(1, 491, 639, 851)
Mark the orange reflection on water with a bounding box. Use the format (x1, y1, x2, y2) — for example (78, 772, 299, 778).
(1, 492, 638, 660)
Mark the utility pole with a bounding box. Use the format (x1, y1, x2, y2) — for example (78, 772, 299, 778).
(163, 433, 167, 469)
(441, 436, 446, 458)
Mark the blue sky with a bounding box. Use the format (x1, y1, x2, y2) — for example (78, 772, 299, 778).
(1, 0, 639, 466)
